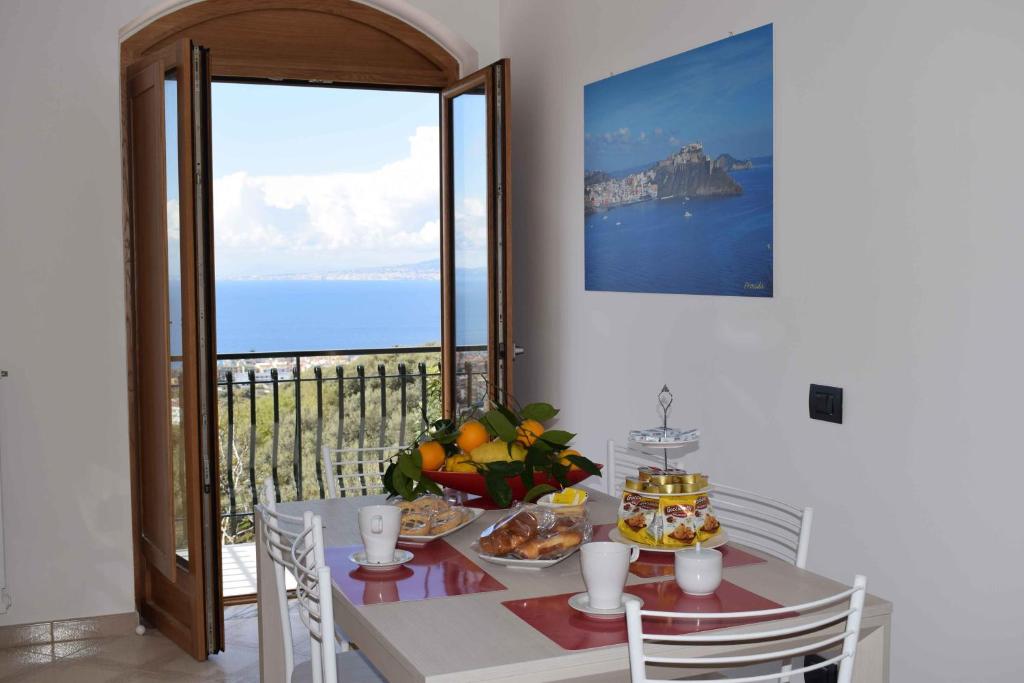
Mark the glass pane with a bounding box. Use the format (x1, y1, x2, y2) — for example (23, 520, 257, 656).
(451, 88, 488, 417)
(165, 71, 190, 565)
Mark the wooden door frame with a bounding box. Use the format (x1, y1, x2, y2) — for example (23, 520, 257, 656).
(118, 0, 468, 641)
(440, 59, 513, 417)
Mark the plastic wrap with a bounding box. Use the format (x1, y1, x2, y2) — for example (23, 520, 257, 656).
(475, 502, 592, 561)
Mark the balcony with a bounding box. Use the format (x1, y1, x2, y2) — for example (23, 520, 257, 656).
(213, 345, 486, 598)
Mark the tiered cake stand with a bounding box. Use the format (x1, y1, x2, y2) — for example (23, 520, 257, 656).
(628, 385, 700, 469)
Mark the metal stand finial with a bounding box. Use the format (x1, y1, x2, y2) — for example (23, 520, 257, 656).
(658, 385, 673, 469)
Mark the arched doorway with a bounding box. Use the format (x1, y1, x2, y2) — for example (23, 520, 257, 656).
(119, 0, 510, 661)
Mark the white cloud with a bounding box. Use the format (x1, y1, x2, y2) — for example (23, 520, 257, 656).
(202, 126, 444, 275)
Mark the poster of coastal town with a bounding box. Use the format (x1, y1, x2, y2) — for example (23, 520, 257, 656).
(584, 25, 773, 296)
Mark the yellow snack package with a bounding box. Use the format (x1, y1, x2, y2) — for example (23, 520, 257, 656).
(617, 490, 659, 545)
(659, 495, 699, 547)
(694, 493, 721, 542)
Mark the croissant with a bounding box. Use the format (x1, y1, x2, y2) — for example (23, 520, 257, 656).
(479, 511, 538, 555)
(515, 531, 583, 560)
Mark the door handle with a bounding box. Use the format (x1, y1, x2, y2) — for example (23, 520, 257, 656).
(513, 345, 525, 359)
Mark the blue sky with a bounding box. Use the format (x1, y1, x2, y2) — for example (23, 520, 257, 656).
(584, 24, 773, 172)
(207, 83, 453, 278)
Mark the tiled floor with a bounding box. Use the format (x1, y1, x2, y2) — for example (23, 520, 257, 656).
(0, 604, 294, 682)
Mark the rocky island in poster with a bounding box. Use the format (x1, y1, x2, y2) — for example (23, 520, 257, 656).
(584, 24, 773, 296)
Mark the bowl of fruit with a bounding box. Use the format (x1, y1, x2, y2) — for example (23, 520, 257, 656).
(382, 402, 601, 508)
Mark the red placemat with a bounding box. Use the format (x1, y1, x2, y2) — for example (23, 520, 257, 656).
(502, 580, 789, 651)
(325, 540, 506, 606)
(591, 524, 766, 577)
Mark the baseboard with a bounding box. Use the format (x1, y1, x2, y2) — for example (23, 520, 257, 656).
(0, 611, 139, 649)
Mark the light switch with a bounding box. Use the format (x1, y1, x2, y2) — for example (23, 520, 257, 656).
(809, 384, 842, 423)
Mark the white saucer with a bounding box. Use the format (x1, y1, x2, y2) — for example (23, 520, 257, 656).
(348, 549, 414, 572)
(567, 592, 644, 618)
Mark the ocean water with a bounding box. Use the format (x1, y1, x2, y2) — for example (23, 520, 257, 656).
(214, 279, 484, 354)
(584, 161, 773, 296)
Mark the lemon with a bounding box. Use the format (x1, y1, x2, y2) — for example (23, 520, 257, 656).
(469, 440, 526, 464)
(445, 452, 476, 473)
(552, 487, 587, 505)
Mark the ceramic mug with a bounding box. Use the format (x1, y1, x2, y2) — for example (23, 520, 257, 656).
(358, 505, 402, 563)
(674, 547, 723, 596)
(581, 541, 641, 609)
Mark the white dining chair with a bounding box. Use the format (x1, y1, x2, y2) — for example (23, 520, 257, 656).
(257, 477, 307, 682)
(257, 478, 353, 678)
(290, 511, 387, 683)
(322, 446, 398, 498)
(625, 575, 867, 683)
(708, 483, 813, 570)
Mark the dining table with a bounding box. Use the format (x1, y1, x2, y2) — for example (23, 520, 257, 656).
(256, 491, 891, 682)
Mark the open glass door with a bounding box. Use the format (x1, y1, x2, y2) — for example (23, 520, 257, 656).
(441, 59, 513, 418)
(124, 39, 223, 659)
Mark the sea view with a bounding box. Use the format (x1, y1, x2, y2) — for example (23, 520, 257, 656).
(584, 158, 773, 297)
(214, 279, 483, 354)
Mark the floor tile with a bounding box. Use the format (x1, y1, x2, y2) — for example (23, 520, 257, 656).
(16, 658, 126, 682)
(0, 644, 59, 681)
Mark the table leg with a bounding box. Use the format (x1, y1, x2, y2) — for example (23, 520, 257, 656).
(852, 621, 891, 683)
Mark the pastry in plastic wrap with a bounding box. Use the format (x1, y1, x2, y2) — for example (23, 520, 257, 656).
(476, 503, 591, 561)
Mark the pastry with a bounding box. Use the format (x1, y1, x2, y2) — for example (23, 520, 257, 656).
(478, 511, 538, 555)
(516, 530, 583, 560)
(429, 508, 466, 534)
(625, 513, 648, 531)
(400, 512, 431, 536)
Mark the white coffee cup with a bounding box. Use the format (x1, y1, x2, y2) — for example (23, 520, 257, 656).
(581, 541, 641, 609)
(674, 546, 723, 595)
(358, 505, 402, 564)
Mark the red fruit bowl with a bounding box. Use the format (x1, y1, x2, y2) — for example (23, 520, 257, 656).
(422, 467, 601, 506)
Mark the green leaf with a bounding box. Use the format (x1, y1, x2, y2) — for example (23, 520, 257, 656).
(392, 468, 415, 500)
(495, 404, 521, 427)
(530, 438, 554, 454)
(520, 402, 559, 422)
(525, 446, 550, 467)
(485, 460, 524, 477)
(539, 429, 575, 447)
(413, 478, 444, 497)
(483, 409, 519, 443)
(382, 461, 398, 497)
(521, 463, 535, 490)
(434, 432, 460, 445)
(485, 471, 513, 508)
(549, 461, 570, 488)
(522, 483, 557, 503)
(566, 454, 603, 477)
(397, 452, 422, 482)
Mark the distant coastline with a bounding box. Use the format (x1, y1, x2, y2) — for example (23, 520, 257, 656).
(219, 258, 451, 282)
(584, 142, 752, 215)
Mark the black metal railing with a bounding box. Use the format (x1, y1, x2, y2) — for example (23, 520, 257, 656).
(215, 345, 486, 544)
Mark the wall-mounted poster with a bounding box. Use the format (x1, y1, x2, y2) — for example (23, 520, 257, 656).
(584, 25, 773, 297)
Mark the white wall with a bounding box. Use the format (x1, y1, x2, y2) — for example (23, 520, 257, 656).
(0, 0, 498, 627)
(499, 1, 1024, 681)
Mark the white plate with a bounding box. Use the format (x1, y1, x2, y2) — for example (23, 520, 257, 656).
(477, 545, 580, 570)
(397, 507, 484, 547)
(608, 527, 728, 553)
(348, 549, 414, 572)
(568, 592, 644, 618)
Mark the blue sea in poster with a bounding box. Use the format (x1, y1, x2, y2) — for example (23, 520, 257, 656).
(585, 160, 773, 296)
(584, 24, 774, 296)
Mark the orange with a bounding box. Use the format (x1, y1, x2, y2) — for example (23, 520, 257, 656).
(558, 448, 582, 470)
(516, 419, 545, 447)
(417, 441, 446, 471)
(456, 420, 490, 453)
